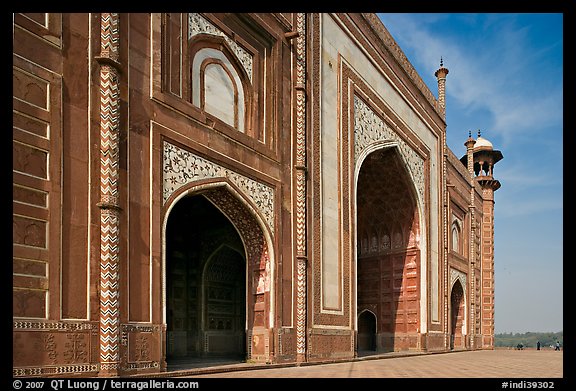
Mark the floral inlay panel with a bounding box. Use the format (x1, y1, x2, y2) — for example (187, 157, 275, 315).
(354, 95, 425, 202)
(163, 141, 274, 231)
(450, 268, 467, 296)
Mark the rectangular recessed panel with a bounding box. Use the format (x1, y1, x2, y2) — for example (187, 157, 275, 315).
(13, 215, 47, 248)
(13, 111, 49, 139)
(13, 258, 47, 277)
(13, 141, 48, 179)
(13, 185, 48, 208)
(13, 68, 49, 110)
(13, 288, 47, 318)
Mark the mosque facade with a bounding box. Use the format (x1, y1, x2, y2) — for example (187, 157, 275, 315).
(12, 13, 502, 377)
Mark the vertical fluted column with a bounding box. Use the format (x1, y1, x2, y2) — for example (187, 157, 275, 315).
(293, 13, 308, 363)
(95, 12, 122, 376)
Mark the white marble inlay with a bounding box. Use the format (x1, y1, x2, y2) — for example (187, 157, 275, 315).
(204, 63, 236, 128)
(163, 141, 274, 230)
(354, 95, 425, 202)
(191, 48, 246, 132)
(450, 268, 467, 295)
(188, 13, 253, 82)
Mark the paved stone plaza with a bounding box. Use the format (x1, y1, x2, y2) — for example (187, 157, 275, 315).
(163, 349, 563, 379)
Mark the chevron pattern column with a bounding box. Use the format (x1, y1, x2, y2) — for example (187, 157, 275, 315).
(294, 13, 308, 363)
(95, 12, 122, 377)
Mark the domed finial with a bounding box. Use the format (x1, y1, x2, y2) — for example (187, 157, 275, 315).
(477, 129, 481, 137)
(440, 57, 443, 67)
(468, 130, 472, 138)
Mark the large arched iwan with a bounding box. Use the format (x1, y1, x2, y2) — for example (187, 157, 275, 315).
(356, 147, 421, 353)
(162, 181, 274, 365)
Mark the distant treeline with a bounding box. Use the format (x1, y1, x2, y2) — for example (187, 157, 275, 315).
(495, 331, 563, 348)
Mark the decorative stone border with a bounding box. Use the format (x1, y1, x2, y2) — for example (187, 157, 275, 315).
(162, 141, 275, 231)
(354, 95, 425, 202)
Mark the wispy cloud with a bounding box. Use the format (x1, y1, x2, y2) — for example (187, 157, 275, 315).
(378, 13, 563, 148)
(495, 159, 563, 217)
(497, 195, 563, 218)
(496, 161, 563, 189)
(377, 13, 563, 334)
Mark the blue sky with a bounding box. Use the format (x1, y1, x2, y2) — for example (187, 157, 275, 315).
(377, 13, 563, 333)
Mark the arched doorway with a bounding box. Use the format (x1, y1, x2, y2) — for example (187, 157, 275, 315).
(450, 279, 465, 350)
(357, 310, 377, 353)
(165, 194, 246, 366)
(356, 147, 420, 353)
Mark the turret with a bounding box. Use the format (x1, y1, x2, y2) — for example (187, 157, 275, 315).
(460, 129, 503, 349)
(435, 57, 449, 118)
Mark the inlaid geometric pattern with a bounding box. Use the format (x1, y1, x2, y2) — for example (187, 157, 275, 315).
(294, 12, 307, 356)
(13, 320, 99, 377)
(97, 12, 121, 374)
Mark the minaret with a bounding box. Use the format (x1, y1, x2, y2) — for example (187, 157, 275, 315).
(460, 130, 503, 350)
(435, 57, 449, 118)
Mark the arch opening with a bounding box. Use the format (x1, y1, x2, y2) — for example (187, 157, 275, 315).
(165, 194, 246, 368)
(356, 147, 421, 354)
(450, 279, 466, 350)
(357, 310, 377, 353)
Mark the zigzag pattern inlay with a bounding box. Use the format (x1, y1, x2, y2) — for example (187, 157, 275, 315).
(295, 172, 306, 256)
(100, 13, 119, 61)
(294, 13, 307, 357)
(296, 258, 307, 354)
(97, 13, 121, 375)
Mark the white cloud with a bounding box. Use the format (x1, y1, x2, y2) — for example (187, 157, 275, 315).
(378, 14, 563, 148)
(497, 196, 563, 218)
(496, 161, 563, 189)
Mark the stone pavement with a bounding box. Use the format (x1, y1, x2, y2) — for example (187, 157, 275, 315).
(145, 349, 564, 380)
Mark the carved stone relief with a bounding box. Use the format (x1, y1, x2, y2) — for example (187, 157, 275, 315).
(13, 321, 99, 377)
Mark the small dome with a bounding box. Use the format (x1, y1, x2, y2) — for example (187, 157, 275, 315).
(474, 136, 493, 151)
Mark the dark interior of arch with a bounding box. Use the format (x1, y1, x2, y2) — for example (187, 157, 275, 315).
(450, 280, 465, 350)
(166, 194, 246, 364)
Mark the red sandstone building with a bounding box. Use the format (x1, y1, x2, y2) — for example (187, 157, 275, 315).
(12, 13, 502, 377)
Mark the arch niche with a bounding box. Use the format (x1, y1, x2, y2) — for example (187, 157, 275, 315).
(355, 146, 421, 353)
(450, 278, 466, 350)
(357, 310, 377, 352)
(162, 180, 274, 368)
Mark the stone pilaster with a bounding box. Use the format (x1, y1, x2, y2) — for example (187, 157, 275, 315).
(293, 12, 308, 363)
(95, 12, 122, 377)
(464, 133, 476, 349)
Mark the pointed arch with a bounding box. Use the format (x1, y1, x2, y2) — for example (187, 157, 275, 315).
(354, 144, 422, 352)
(357, 309, 377, 352)
(450, 278, 466, 350)
(162, 178, 275, 363)
(189, 35, 253, 133)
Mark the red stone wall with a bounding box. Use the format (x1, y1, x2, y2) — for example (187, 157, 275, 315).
(13, 12, 494, 376)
